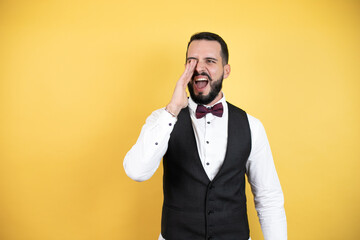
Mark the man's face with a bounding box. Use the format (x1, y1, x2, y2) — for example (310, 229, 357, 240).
(186, 40, 230, 105)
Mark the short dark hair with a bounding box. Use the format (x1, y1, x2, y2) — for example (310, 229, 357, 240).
(186, 32, 229, 65)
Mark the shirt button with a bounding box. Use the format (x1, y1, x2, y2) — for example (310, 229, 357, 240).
(207, 121, 210, 124)
(169, 123, 172, 126)
(155, 142, 158, 145)
(206, 141, 209, 144)
(206, 162, 210, 166)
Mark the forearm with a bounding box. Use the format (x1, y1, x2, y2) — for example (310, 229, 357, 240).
(123, 108, 177, 181)
(257, 204, 287, 240)
(252, 183, 287, 240)
(124, 59, 196, 181)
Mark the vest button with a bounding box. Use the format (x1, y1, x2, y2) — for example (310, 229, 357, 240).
(207, 210, 214, 215)
(208, 237, 213, 240)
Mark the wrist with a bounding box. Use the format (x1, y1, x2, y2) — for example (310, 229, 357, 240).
(164, 107, 177, 118)
(165, 103, 182, 117)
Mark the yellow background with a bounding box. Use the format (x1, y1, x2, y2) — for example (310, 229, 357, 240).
(0, 0, 359, 239)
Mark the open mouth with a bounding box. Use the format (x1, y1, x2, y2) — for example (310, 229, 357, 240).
(194, 77, 209, 89)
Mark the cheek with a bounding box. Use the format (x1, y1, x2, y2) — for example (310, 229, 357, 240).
(208, 67, 218, 77)
(209, 67, 221, 78)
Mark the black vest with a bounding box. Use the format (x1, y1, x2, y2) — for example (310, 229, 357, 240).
(161, 102, 252, 240)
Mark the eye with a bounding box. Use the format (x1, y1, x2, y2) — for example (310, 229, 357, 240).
(207, 59, 216, 64)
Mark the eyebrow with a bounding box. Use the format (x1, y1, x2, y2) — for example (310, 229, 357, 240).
(186, 57, 198, 61)
(186, 57, 218, 61)
(205, 57, 218, 62)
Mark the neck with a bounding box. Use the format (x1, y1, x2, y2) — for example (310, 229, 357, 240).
(206, 92, 223, 106)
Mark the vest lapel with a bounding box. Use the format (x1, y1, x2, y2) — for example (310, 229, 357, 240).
(212, 102, 232, 182)
(180, 107, 211, 182)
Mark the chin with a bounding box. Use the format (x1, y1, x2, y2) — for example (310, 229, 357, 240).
(196, 91, 208, 97)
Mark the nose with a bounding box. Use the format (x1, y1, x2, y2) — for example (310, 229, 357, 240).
(195, 60, 205, 73)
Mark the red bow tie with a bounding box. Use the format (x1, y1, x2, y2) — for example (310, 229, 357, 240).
(195, 102, 224, 119)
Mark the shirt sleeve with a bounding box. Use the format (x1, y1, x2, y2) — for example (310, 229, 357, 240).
(246, 114, 287, 240)
(123, 108, 177, 182)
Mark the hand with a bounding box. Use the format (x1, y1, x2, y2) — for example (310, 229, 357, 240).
(166, 59, 197, 116)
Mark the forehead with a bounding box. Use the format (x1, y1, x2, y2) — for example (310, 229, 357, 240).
(187, 40, 222, 59)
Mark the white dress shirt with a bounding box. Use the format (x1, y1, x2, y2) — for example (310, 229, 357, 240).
(124, 94, 287, 240)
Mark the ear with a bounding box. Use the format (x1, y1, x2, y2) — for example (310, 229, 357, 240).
(223, 64, 231, 79)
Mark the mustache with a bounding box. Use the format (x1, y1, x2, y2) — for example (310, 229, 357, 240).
(192, 71, 212, 81)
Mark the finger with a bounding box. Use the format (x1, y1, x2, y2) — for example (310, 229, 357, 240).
(188, 59, 197, 70)
(177, 59, 197, 87)
(185, 59, 197, 70)
(184, 59, 197, 78)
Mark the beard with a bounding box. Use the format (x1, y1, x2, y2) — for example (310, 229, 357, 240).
(188, 71, 223, 105)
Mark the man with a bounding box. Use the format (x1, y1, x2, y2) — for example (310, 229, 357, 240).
(124, 32, 287, 240)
